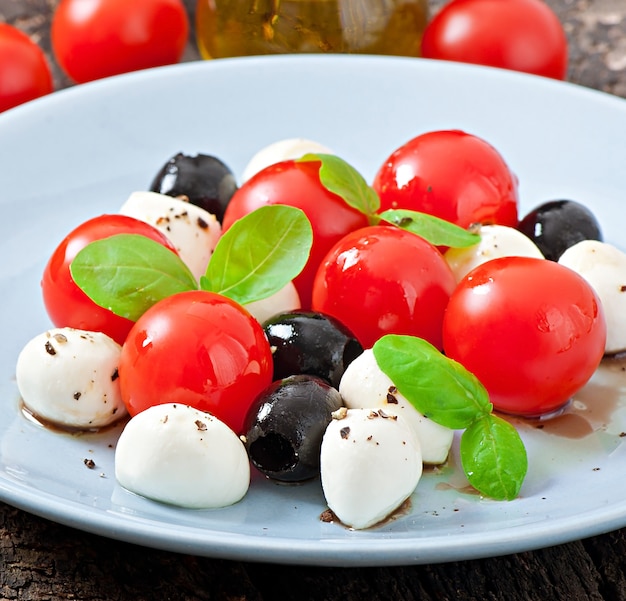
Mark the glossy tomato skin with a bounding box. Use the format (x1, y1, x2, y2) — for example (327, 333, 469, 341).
(42, 214, 178, 345)
(222, 159, 370, 309)
(442, 256, 606, 417)
(421, 0, 568, 80)
(119, 290, 274, 435)
(51, 0, 189, 84)
(0, 23, 53, 112)
(373, 130, 519, 230)
(311, 225, 456, 349)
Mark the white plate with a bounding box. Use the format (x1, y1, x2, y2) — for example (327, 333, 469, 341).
(2, 55, 626, 567)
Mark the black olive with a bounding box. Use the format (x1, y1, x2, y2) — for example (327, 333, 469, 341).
(149, 152, 238, 223)
(263, 311, 363, 389)
(518, 199, 603, 261)
(243, 375, 343, 482)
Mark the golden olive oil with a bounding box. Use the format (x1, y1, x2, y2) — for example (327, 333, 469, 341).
(196, 0, 429, 59)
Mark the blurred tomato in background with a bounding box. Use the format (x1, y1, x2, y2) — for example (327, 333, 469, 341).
(0, 23, 53, 112)
(421, 0, 568, 79)
(51, 0, 189, 83)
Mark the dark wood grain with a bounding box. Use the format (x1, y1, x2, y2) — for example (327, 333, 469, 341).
(1, 1, 626, 599)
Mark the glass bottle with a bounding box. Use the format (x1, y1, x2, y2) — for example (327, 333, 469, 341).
(195, 0, 429, 59)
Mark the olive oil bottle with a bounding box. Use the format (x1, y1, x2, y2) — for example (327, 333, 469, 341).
(196, 0, 429, 59)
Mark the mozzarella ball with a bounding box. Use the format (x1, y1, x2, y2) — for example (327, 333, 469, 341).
(339, 349, 453, 465)
(16, 327, 125, 429)
(445, 224, 544, 282)
(119, 191, 221, 282)
(244, 282, 301, 323)
(241, 138, 333, 182)
(558, 240, 626, 354)
(115, 403, 250, 509)
(320, 407, 422, 530)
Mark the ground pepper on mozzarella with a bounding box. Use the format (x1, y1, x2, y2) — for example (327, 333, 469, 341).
(320, 407, 422, 530)
(338, 348, 453, 465)
(114, 403, 250, 509)
(119, 190, 221, 282)
(15, 327, 126, 430)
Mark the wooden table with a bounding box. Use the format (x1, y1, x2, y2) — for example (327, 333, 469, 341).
(1, 1, 626, 599)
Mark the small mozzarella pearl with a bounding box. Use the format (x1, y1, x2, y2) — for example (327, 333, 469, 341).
(115, 403, 250, 509)
(445, 224, 544, 282)
(16, 327, 125, 429)
(244, 282, 301, 323)
(339, 349, 453, 465)
(120, 191, 221, 282)
(320, 407, 422, 529)
(241, 138, 333, 182)
(558, 239, 626, 354)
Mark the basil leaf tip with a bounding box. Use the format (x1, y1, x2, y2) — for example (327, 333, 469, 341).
(460, 414, 528, 501)
(379, 209, 481, 248)
(298, 152, 381, 217)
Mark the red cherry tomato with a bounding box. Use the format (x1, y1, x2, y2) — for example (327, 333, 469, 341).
(442, 256, 606, 417)
(311, 225, 456, 349)
(119, 290, 274, 434)
(222, 159, 370, 309)
(42, 214, 178, 345)
(0, 23, 53, 113)
(372, 130, 519, 230)
(51, 0, 189, 84)
(421, 0, 568, 80)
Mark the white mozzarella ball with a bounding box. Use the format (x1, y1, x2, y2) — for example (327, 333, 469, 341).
(558, 240, 626, 354)
(445, 224, 544, 282)
(339, 349, 453, 465)
(244, 282, 301, 323)
(119, 191, 221, 282)
(16, 328, 125, 429)
(115, 403, 250, 509)
(241, 138, 333, 182)
(320, 407, 422, 530)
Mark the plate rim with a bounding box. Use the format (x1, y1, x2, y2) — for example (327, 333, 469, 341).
(2, 54, 626, 567)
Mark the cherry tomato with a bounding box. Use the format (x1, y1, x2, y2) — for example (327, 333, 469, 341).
(51, 0, 189, 84)
(442, 256, 606, 417)
(42, 214, 178, 345)
(0, 23, 53, 113)
(119, 290, 274, 435)
(311, 225, 456, 349)
(222, 159, 370, 309)
(372, 130, 519, 230)
(421, 0, 568, 80)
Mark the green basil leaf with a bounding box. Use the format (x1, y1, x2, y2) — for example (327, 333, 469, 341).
(202, 204, 312, 305)
(372, 334, 492, 429)
(380, 209, 480, 248)
(298, 153, 380, 216)
(460, 414, 528, 501)
(70, 233, 198, 321)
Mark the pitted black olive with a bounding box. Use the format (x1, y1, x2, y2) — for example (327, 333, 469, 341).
(243, 375, 343, 482)
(263, 311, 363, 389)
(518, 199, 603, 261)
(149, 152, 237, 223)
